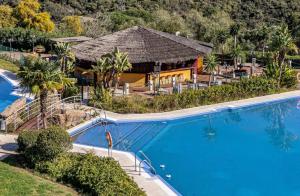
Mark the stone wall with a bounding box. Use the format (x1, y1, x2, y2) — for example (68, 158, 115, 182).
(0, 97, 26, 118)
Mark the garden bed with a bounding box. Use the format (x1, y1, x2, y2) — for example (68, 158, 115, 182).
(90, 77, 297, 114)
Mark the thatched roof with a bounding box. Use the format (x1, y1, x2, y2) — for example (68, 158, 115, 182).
(50, 36, 92, 43)
(72, 26, 213, 64)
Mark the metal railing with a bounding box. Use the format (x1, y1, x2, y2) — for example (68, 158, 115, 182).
(139, 159, 156, 175)
(4, 94, 61, 132)
(36, 95, 85, 130)
(135, 150, 156, 175)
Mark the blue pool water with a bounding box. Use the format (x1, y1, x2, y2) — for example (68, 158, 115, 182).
(74, 97, 300, 196)
(0, 76, 19, 112)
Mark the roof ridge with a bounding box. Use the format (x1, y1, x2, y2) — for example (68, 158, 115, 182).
(141, 27, 212, 54)
(136, 27, 154, 63)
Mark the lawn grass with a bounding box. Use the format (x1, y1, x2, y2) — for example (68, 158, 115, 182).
(0, 59, 19, 73)
(0, 161, 78, 196)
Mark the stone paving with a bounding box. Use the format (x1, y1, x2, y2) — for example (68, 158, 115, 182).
(0, 134, 18, 160)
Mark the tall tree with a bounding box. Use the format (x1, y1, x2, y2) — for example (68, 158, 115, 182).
(17, 56, 73, 128)
(205, 53, 217, 86)
(230, 23, 240, 67)
(216, 30, 229, 71)
(15, 0, 55, 32)
(0, 5, 17, 28)
(60, 16, 83, 36)
(230, 23, 240, 49)
(270, 26, 298, 87)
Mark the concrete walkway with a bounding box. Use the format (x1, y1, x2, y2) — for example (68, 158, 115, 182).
(0, 134, 18, 160)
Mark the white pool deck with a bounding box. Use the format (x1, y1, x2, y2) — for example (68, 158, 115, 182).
(69, 90, 300, 196)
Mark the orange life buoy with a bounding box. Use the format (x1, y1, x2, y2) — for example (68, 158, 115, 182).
(105, 131, 113, 148)
(297, 73, 300, 82)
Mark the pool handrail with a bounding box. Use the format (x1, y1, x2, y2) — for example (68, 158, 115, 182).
(139, 159, 157, 175)
(134, 150, 156, 175)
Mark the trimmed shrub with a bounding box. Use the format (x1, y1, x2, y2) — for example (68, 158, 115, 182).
(22, 126, 72, 167)
(36, 152, 79, 182)
(32, 126, 72, 162)
(17, 130, 40, 152)
(39, 152, 145, 195)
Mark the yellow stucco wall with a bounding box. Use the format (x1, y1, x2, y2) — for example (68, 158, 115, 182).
(150, 68, 192, 85)
(75, 66, 192, 87)
(119, 73, 146, 87)
(197, 56, 204, 73)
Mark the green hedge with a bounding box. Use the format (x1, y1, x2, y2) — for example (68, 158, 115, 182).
(17, 130, 40, 152)
(91, 77, 292, 114)
(17, 127, 145, 195)
(17, 127, 72, 167)
(38, 153, 145, 195)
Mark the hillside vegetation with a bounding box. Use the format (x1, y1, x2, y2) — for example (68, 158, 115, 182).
(1, 0, 300, 53)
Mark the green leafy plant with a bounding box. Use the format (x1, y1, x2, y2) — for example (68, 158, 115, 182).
(21, 127, 71, 167)
(38, 153, 145, 195)
(17, 56, 74, 128)
(17, 130, 40, 152)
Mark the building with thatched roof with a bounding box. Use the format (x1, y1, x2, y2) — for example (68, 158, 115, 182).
(72, 26, 213, 87)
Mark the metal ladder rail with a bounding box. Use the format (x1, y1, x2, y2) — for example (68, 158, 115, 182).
(139, 159, 157, 175)
(135, 150, 151, 169)
(135, 150, 156, 175)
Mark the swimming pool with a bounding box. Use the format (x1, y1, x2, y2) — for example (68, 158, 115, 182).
(0, 76, 19, 112)
(74, 97, 300, 195)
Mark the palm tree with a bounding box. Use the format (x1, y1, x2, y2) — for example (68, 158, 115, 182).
(89, 57, 113, 97)
(111, 48, 132, 91)
(270, 26, 298, 87)
(230, 23, 240, 53)
(89, 48, 131, 96)
(54, 43, 75, 74)
(205, 53, 217, 86)
(216, 30, 229, 71)
(231, 44, 242, 68)
(17, 56, 73, 128)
